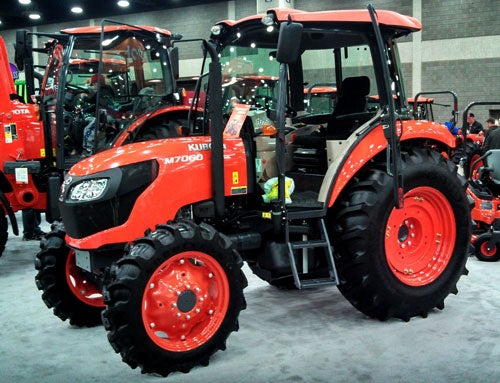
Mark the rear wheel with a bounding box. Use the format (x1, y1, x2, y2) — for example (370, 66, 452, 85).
(474, 233, 500, 262)
(34, 225, 104, 326)
(331, 147, 470, 321)
(455, 142, 483, 179)
(102, 220, 247, 377)
(0, 206, 7, 258)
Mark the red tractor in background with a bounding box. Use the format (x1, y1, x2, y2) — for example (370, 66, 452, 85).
(408, 90, 487, 177)
(462, 101, 500, 261)
(0, 21, 194, 256)
(35, 6, 471, 377)
(0, 35, 44, 255)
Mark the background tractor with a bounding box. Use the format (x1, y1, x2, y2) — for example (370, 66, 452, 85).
(36, 5, 471, 377)
(462, 101, 500, 261)
(0, 35, 43, 255)
(1, 21, 191, 256)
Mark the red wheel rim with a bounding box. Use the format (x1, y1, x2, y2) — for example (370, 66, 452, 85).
(480, 241, 497, 257)
(142, 251, 230, 351)
(385, 186, 456, 286)
(65, 250, 105, 307)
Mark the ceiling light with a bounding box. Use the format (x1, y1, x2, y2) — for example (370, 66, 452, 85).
(29, 13, 41, 20)
(19, 0, 31, 5)
(71, 6, 83, 14)
(117, 0, 130, 7)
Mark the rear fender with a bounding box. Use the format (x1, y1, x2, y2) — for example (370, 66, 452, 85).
(319, 121, 456, 208)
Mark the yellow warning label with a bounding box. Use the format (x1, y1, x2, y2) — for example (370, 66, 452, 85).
(232, 171, 239, 184)
(262, 211, 271, 219)
(40, 148, 46, 157)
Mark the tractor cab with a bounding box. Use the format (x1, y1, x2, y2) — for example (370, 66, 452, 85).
(16, 23, 180, 169)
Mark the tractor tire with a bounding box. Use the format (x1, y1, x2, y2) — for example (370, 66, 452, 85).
(102, 220, 247, 377)
(474, 233, 500, 262)
(34, 225, 104, 326)
(330, 147, 470, 321)
(0, 206, 7, 258)
(454, 142, 483, 179)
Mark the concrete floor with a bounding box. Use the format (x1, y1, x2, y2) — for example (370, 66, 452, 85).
(1, 213, 499, 383)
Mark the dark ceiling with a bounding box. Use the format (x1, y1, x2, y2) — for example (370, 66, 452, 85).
(0, 0, 223, 31)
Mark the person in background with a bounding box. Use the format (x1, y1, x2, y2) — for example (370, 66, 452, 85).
(22, 210, 46, 241)
(78, 74, 115, 156)
(482, 118, 500, 152)
(465, 113, 484, 134)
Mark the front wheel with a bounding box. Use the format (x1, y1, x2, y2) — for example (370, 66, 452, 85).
(331, 147, 470, 321)
(474, 233, 500, 262)
(34, 225, 105, 326)
(102, 220, 247, 377)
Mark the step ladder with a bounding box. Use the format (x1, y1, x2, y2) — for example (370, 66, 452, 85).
(286, 213, 339, 289)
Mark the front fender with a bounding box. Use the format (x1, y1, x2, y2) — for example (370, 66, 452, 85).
(320, 121, 456, 208)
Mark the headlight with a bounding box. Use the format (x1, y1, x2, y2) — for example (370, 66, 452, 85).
(69, 179, 109, 201)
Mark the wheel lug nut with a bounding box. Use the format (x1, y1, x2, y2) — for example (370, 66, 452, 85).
(150, 322, 155, 328)
(172, 303, 177, 308)
(195, 308, 200, 313)
(149, 283, 155, 289)
(208, 273, 213, 278)
(208, 309, 214, 315)
(180, 259, 185, 264)
(186, 315, 191, 320)
(181, 335, 186, 341)
(176, 313, 181, 317)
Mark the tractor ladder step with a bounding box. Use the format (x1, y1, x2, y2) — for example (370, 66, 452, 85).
(286, 217, 339, 289)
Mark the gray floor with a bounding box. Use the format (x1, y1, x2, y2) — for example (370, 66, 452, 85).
(1, 213, 499, 383)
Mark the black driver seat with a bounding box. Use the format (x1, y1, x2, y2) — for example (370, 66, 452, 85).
(292, 76, 371, 172)
(325, 75, 370, 137)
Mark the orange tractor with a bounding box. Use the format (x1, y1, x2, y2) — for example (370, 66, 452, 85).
(1, 21, 192, 256)
(463, 101, 500, 261)
(36, 6, 471, 376)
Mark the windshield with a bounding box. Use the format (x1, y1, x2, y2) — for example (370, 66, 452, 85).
(219, 47, 279, 133)
(40, 28, 175, 164)
(215, 21, 411, 134)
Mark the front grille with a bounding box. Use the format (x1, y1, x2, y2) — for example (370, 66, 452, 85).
(60, 160, 158, 239)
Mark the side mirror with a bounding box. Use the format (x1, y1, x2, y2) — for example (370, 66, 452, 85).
(276, 19, 303, 64)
